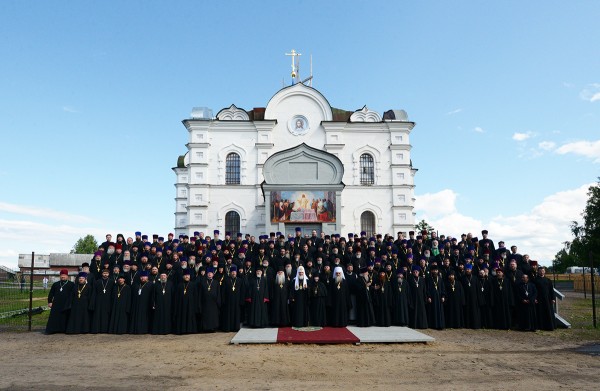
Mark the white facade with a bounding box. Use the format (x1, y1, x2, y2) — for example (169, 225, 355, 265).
(173, 83, 416, 237)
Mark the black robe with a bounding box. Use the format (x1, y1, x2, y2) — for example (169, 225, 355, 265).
(129, 281, 153, 334)
(220, 277, 245, 332)
(516, 281, 537, 331)
(479, 277, 493, 328)
(247, 275, 270, 328)
(534, 276, 555, 331)
(66, 282, 94, 334)
(152, 280, 174, 335)
(353, 277, 375, 327)
(328, 279, 352, 327)
(91, 278, 114, 333)
(270, 279, 290, 327)
(199, 277, 221, 331)
(461, 274, 482, 329)
(444, 280, 465, 328)
(173, 280, 198, 334)
(108, 283, 131, 334)
(290, 279, 310, 327)
(46, 280, 74, 334)
(490, 276, 513, 329)
(309, 281, 328, 327)
(372, 279, 392, 327)
(407, 275, 428, 329)
(426, 275, 445, 330)
(390, 278, 409, 326)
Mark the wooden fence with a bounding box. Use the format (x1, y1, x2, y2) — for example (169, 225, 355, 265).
(571, 274, 600, 293)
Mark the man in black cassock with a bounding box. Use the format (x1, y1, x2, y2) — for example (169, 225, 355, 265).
(129, 271, 153, 334)
(220, 265, 245, 332)
(444, 270, 464, 328)
(109, 274, 130, 334)
(246, 268, 270, 327)
(152, 271, 174, 335)
(66, 272, 94, 334)
(407, 265, 428, 329)
(516, 274, 537, 331)
(425, 265, 445, 330)
(391, 269, 409, 326)
(91, 268, 113, 333)
(461, 264, 482, 329)
(534, 267, 555, 331)
(46, 269, 74, 334)
(491, 267, 513, 329)
(173, 269, 198, 334)
(372, 271, 392, 327)
(199, 267, 221, 332)
(270, 268, 290, 327)
(309, 274, 327, 327)
(506, 259, 524, 328)
(289, 266, 310, 327)
(328, 266, 351, 327)
(478, 267, 493, 328)
(353, 267, 375, 327)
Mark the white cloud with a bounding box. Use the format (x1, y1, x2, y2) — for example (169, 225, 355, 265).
(62, 106, 78, 113)
(0, 202, 93, 223)
(562, 82, 574, 88)
(0, 218, 139, 270)
(580, 83, 600, 102)
(415, 189, 457, 218)
(415, 183, 592, 266)
(0, 202, 143, 270)
(512, 131, 534, 141)
(538, 141, 556, 151)
(474, 126, 484, 133)
(555, 140, 600, 163)
(446, 108, 463, 115)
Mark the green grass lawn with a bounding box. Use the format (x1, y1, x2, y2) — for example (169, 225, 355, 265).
(553, 295, 600, 341)
(0, 285, 50, 331)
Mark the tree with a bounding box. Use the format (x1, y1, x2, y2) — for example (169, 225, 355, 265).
(570, 178, 600, 264)
(553, 242, 579, 273)
(414, 219, 435, 234)
(557, 179, 600, 270)
(71, 234, 98, 254)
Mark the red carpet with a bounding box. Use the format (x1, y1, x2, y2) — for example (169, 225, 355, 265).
(277, 327, 360, 344)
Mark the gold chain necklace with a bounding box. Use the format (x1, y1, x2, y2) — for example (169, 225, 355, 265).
(78, 283, 87, 299)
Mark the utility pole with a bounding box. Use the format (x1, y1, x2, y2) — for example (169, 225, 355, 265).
(591, 251, 596, 328)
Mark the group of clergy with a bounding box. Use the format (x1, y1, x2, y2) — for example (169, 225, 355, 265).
(45, 228, 557, 334)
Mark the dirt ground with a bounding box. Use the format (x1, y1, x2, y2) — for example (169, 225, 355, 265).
(1, 293, 599, 391)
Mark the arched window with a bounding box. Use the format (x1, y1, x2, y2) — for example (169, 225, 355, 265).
(360, 211, 376, 238)
(360, 153, 374, 185)
(225, 153, 241, 184)
(225, 211, 240, 234)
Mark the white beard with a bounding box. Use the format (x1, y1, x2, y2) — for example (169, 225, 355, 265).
(285, 268, 292, 277)
(335, 275, 343, 284)
(276, 274, 285, 285)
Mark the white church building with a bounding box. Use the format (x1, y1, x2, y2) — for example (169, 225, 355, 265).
(173, 81, 417, 238)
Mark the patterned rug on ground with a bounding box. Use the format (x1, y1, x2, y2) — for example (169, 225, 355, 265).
(276, 326, 360, 344)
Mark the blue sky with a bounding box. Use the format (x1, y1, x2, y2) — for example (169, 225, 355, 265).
(1, 0, 598, 269)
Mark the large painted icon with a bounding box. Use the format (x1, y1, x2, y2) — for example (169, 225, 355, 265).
(271, 190, 336, 222)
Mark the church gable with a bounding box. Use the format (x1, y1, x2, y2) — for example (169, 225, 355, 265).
(263, 143, 343, 185)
